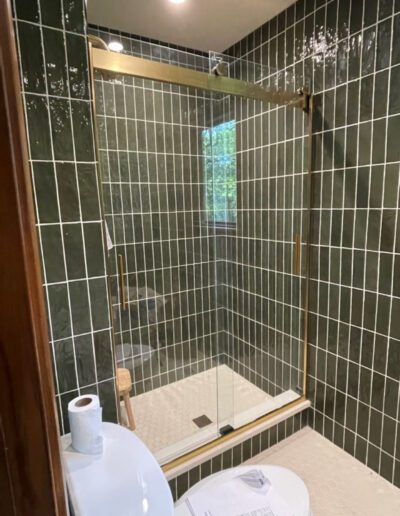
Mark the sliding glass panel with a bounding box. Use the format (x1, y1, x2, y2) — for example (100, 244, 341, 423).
(92, 46, 309, 462)
(202, 97, 238, 434)
(207, 56, 310, 430)
(94, 70, 228, 463)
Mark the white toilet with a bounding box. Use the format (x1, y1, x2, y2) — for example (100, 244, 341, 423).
(62, 423, 311, 515)
(175, 465, 311, 515)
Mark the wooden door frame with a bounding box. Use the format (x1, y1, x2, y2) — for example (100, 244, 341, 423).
(0, 1, 67, 514)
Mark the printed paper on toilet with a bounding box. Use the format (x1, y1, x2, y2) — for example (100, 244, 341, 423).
(185, 469, 293, 516)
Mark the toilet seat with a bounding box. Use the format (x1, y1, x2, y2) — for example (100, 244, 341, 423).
(175, 465, 311, 515)
(62, 423, 174, 516)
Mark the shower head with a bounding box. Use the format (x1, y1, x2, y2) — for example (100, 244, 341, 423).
(88, 34, 109, 51)
(211, 61, 228, 77)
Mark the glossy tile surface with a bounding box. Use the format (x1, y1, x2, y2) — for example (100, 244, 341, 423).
(13, 0, 117, 432)
(226, 0, 400, 487)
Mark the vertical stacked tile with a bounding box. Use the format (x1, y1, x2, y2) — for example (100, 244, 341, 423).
(89, 27, 224, 395)
(88, 25, 306, 400)
(216, 57, 308, 398)
(13, 0, 117, 432)
(88, 26, 308, 400)
(227, 0, 400, 487)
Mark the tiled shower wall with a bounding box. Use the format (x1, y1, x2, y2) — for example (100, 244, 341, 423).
(227, 0, 400, 486)
(12, 0, 117, 433)
(91, 27, 223, 395)
(215, 78, 308, 398)
(90, 26, 307, 399)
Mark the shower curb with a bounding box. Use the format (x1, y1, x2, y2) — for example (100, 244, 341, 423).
(165, 399, 310, 481)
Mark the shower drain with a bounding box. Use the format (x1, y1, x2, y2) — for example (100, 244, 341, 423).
(192, 414, 212, 428)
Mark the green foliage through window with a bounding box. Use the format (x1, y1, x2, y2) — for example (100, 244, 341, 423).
(202, 120, 237, 225)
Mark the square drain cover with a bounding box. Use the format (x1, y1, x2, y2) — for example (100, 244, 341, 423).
(193, 414, 212, 428)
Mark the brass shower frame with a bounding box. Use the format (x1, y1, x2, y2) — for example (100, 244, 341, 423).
(91, 47, 310, 110)
(89, 43, 313, 471)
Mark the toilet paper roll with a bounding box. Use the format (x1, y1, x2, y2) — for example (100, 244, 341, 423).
(68, 395, 103, 455)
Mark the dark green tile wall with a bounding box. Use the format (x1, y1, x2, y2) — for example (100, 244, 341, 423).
(89, 25, 305, 401)
(90, 27, 223, 395)
(13, 0, 117, 433)
(214, 81, 308, 398)
(226, 0, 400, 487)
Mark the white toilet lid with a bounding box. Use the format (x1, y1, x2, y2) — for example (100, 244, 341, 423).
(175, 465, 311, 516)
(62, 423, 174, 516)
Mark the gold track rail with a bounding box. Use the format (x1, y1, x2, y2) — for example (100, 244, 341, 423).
(91, 47, 308, 110)
(162, 396, 307, 473)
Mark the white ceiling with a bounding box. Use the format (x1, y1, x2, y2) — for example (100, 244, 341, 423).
(87, 0, 294, 52)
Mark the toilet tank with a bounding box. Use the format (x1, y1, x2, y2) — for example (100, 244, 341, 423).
(62, 422, 174, 516)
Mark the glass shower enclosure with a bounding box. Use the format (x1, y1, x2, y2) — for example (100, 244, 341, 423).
(91, 38, 311, 465)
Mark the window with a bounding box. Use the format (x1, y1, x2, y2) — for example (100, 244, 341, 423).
(202, 120, 237, 226)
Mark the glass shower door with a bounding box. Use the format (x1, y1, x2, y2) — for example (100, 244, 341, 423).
(202, 100, 237, 435)
(232, 95, 308, 427)
(92, 44, 310, 461)
(210, 72, 310, 430)
(94, 68, 231, 463)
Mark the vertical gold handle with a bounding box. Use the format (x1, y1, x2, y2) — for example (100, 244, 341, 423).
(294, 234, 301, 275)
(118, 254, 127, 310)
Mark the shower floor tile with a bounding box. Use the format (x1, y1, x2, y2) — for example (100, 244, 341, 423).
(247, 427, 400, 516)
(122, 365, 272, 463)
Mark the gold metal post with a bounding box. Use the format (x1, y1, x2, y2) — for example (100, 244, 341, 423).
(302, 95, 314, 397)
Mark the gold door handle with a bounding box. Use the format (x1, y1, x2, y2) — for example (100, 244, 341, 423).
(294, 234, 301, 275)
(118, 254, 127, 310)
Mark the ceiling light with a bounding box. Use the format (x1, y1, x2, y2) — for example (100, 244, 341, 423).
(170, 0, 186, 4)
(108, 41, 123, 52)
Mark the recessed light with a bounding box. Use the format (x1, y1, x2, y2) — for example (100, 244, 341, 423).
(170, 0, 186, 4)
(108, 41, 124, 52)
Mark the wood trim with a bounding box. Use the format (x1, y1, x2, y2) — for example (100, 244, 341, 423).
(0, 1, 67, 514)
